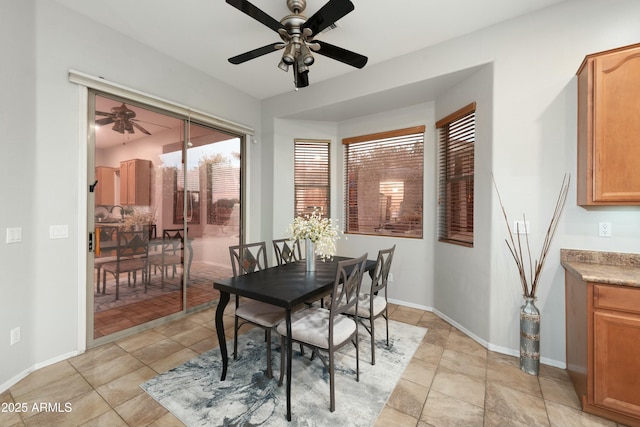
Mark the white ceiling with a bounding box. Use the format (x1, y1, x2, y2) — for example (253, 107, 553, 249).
(54, 0, 568, 100)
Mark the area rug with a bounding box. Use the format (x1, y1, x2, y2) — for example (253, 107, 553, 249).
(141, 319, 427, 426)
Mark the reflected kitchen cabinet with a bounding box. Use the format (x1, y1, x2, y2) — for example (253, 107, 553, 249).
(119, 159, 151, 206)
(577, 43, 640, 206)
(95, 166, 116, 205)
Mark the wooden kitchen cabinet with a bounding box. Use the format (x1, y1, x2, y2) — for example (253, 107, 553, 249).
(577, 42, 640, 206)
(565, 273, 640, 426)
(119, 159, 151, 205)
(95, 166, 116, 205)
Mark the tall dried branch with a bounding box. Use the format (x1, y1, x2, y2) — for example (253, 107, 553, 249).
(492, 174, 570, 298)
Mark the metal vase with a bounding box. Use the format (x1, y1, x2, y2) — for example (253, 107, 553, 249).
(305, 238, 316, 272)
(520, 296, 540, 375)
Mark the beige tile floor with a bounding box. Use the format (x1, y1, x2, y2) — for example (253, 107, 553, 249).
(0, 304, 626, 427)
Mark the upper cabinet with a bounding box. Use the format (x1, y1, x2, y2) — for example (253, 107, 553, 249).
(119, 159, 151, 206)
(577, 43, 640, 206)
(95, 166, 116, 206)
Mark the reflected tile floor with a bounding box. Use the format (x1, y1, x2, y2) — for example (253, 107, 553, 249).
(0, 304, 627, 427)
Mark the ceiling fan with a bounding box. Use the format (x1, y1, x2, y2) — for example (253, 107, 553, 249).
(96, 103, 151, 135)
(226, 0, 368, 89)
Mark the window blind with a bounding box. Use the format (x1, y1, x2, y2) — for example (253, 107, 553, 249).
(343, 126, 425, 238)
(437, 103, 476, 246)
(294, 140, 330, 218)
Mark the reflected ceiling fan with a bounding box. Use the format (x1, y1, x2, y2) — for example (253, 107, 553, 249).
(96, 103, 152, 135)
(226, 0, 367, 89)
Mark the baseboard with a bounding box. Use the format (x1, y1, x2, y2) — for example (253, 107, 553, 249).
(389, 300, 567, 370)
(0, 350, 81, 393)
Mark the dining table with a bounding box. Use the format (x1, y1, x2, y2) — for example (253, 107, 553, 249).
(213, 255, 376, 421)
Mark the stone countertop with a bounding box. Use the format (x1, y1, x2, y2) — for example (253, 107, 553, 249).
(561, 249, 640, 288)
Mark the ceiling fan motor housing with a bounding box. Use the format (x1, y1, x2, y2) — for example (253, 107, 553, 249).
(287, 0, 306, 13)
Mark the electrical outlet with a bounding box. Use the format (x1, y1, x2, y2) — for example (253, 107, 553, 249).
(10, 327, 20, 346)
(513, 220, 530, 235)
(599, 222, 612, 237)
(388, 273, 394, 282)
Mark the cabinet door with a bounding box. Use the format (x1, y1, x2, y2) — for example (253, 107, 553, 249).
(119, 160, 130, 205)
(592, 46, 640, 202)
(95, 167, 115, 205)
(130, 159, 151, 205)
(593, 310, 640, 417)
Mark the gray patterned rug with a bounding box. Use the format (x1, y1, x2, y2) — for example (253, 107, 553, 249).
(141, 319, 426, 426)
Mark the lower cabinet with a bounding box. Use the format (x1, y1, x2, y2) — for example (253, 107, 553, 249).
(565, 273, 640, 427)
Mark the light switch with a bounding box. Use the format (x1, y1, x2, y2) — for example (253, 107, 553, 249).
(50, 225, 69, 239)
(6, 227, 22, 244)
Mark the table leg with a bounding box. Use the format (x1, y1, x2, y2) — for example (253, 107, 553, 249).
(215, 291, 230, 380)
(286, 309, 292, 421)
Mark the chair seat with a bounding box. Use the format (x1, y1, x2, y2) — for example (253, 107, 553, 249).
(102, 258, 147, 273)
(148, 253, 182, 265)
(236, 300, 285, 328)
(277, 307, 357, 349)
(344, 294, 387, 318)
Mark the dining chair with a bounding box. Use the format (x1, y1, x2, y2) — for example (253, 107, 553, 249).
(272, 238, 301, 266)
(277, 253, 368, 412)
(345, 245, 395, 365)
(100, 229, 149, 300)
(229, 242, 286, 379)
(148, 228, 185, 286)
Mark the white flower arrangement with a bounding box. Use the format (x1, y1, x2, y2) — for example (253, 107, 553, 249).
(287, 209, 342, 261)
(121, 208, 156, 231)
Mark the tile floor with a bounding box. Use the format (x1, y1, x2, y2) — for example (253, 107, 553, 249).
(0, 304, 626, 427)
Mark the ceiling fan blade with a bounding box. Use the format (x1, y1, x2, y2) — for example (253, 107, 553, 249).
(96, 111, 112, 117)
(96, 117, 114, 126)
(131, 121, 152, 135)
(228, 43, 283, 64)
(314, 40, 367, 68)
(302, 0, 354, 36)
(226, 0, 284, 33)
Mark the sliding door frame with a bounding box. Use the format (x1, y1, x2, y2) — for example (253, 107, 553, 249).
(71, 70, 253, 349)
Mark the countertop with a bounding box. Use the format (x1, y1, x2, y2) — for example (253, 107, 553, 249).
(561, 249, 640, 288)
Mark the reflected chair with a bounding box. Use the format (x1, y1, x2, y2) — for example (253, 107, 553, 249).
(345, 245, 395, 365)
(272, 238, 302, 266)
(148, 228, 185, 286)
(230, 242, 286, 378)
(277, 253, 368, 412)
(100, 229, 149, 300)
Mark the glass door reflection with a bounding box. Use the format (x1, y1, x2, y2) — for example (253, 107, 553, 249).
(92, 93, 240, 342)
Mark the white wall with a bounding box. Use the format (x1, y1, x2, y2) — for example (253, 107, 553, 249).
(262, 0, 640, 367)
(0, 0, 37, 391)
(0, 0, 262, 390)
(433, 65, 494, 345)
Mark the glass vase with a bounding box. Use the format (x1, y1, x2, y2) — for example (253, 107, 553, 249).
(520, 296, 540, 375)
(305, 238, 316, 272)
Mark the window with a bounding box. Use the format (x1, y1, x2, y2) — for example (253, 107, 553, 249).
(437, 103, 476, 246)
(343, 126, 425, 238)
(294, 139, 330, 217)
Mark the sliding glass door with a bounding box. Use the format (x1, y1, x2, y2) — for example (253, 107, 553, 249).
(89, 92, 241, 345)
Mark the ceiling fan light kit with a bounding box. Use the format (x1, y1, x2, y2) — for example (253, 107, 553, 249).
(226, 0, 367, 89)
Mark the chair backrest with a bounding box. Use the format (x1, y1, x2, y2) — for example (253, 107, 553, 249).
(116, 229, 149, 260)
(229, 242, 269, 277)
(328, 253, 368, 323)
(370, 245, 396, 296)
(163, 227, 187, 240)
(272, 239, 302, 266)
